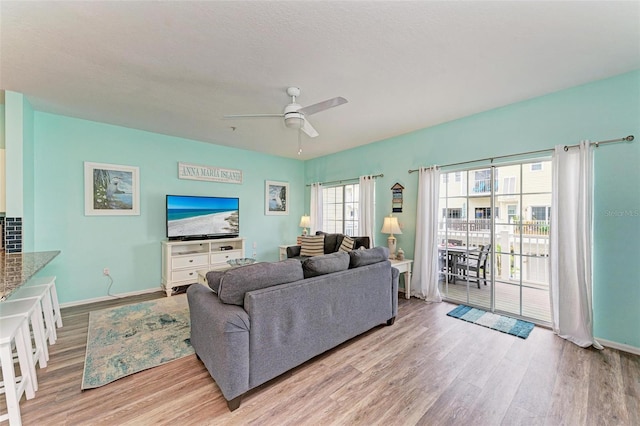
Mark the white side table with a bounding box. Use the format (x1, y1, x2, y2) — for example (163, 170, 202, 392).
(280, 237, 304, 260)
(278, 245, 289, 261)
(390, 258, 413, 299)
(197, 270, 209, 287)
(197, 266, 232, 287)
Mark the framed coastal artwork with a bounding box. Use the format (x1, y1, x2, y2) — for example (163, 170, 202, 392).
(84, 162, 140, 216)
(265, 180, 289, 215)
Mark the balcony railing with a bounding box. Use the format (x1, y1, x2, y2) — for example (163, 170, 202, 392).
(438, 227, 550, 286)
(442, 219, 550, 235)
(472, 179, 499, 194)
(443, 218, 491, 231)
(513, 219, 550, 235)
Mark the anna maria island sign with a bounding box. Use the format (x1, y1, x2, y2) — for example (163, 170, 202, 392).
(178, 162, 243, 184)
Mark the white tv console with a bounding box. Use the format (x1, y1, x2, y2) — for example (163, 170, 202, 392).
(161, 237, 245, 296)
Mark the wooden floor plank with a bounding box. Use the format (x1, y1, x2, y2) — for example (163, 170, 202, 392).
(459, 356, 527, 425)
(545, 342, 591, 425)
(3, 291, 638, 425)
(416, 377, 482, 426)
(587, 348, 630, 425)
(620, 351, 640, 426)
(506, 327, 565, 419)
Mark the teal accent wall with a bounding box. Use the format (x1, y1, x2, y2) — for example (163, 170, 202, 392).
(306, 71, 640, 348)
(31, 113, 304, 304)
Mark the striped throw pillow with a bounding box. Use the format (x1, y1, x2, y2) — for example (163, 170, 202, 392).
(338, 236, 355, 252)
(300, 235, 325, 257)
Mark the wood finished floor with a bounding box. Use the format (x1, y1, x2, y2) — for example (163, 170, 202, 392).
(5, 291, 639, 425)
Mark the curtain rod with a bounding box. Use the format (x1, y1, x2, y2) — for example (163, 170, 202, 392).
(306, 173, 384, 187)
(407, 135, 634, 173)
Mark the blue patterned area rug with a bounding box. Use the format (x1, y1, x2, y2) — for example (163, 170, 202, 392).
(81, 295, 193, 389)
(447, 305, 535, 339)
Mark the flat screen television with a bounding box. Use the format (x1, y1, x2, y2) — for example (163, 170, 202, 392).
(166, 195, 239, 240)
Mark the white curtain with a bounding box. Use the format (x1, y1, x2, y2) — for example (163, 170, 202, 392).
(310, 183, 323, 234)
(413, 166, 442, 302)
(358, 176, 375, 245)
(550, 141, 602, 349)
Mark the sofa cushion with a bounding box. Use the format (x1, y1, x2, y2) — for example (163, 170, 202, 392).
(349, 246, 389, 268)
(206, 270, 225, 293)
(316, 231, 341, 253)
(338, 236, 355, 252)
(353, 236, 371, 250)
(302, 251, 350, 278)
(300, 235, 325, 257)
(218, 259, 304, 305)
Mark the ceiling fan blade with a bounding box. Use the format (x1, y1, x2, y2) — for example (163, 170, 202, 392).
(298, 97, 347, 116)
(223, 113, 284, 119)
(301, 118, 319, 138)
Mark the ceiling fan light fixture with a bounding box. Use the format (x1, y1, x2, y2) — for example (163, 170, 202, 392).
(284, 112, 304, 129)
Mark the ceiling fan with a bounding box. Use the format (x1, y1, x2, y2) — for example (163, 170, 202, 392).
(223, 87, 348, 139)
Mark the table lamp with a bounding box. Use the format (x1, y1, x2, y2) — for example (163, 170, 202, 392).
(381, 214, 402, 259)
(299, 215, 311, 236)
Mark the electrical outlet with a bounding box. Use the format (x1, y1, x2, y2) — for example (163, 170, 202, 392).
(252, 251, 257, 258)
(103, 267, 110, 276)
(253, 242, 257, 249)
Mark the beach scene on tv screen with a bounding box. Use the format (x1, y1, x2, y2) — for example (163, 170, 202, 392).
(167, 196, 239, 237)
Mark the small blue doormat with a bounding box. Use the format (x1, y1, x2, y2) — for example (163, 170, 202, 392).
(446, 305, 535, 339)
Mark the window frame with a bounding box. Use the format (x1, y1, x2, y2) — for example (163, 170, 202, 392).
(322, 183, 360, 236)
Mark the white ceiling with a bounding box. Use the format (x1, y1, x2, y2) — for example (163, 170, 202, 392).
(1, 1, 639, 160)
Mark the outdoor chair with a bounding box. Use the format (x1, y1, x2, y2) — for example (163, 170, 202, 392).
(440, 239, 465, 283)
(456, 244, 491, 288)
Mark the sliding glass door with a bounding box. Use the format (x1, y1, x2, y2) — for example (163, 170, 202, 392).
(438, 160, 552, 324)
(438, 169, 493, 311)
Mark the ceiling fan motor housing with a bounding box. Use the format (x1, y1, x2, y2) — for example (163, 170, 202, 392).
(284, 103, 304, 128)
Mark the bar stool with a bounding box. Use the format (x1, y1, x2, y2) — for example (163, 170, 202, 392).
(24, 276, 63, 329)
(0, 316, 37, 426)
(0, 298, 48, 372)
(9, 285, 58, 347)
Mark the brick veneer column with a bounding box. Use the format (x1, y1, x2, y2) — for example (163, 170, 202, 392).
(4, 217, 22, 253)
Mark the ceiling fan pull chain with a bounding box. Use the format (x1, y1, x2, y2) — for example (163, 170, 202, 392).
(298, 129, 303, 155)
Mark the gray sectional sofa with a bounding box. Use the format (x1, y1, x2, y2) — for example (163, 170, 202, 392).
(187, 246, 399, 411)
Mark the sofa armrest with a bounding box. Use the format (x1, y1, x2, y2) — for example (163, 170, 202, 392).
(286, 245, 302, 258)
(186, 284, 250, 401)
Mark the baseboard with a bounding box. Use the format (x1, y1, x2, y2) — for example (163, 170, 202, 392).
(596, 338, 640, 356)
(59, 287, 164, 308)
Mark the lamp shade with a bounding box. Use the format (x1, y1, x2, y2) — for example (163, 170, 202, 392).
(381, 215, 402, 235)
(299, 215, 311, 228)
